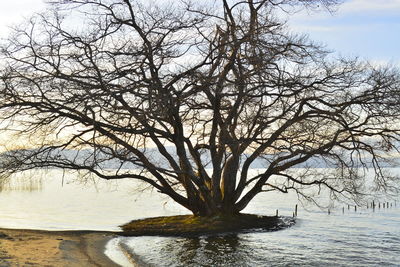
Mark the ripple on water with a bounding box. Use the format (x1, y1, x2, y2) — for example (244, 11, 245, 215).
(105, 205, 400, 267)
(1, 169, 399, 266)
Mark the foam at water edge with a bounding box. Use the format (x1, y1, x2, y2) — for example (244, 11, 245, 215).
(104, 237, 135, 267)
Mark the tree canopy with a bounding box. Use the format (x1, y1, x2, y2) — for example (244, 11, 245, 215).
(0, 0, 399, 216)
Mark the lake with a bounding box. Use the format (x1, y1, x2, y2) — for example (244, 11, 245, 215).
(0, 169, 399, 266)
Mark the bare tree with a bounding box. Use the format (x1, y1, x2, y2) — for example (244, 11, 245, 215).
(0, 0, 399, 216)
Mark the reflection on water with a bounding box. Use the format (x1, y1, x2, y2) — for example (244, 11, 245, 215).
(114, 208, 400, 267)
(0, 169, 188, 231)
(0, 175, 43, 192)
(0, 169, 399, 266)
(114, 234, 254, 267)
(152, 235, 248, 266)
(106, 167, 400, 267)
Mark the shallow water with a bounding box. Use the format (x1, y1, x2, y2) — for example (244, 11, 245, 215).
(108, 199, 400, 266)
(0, 170, 187, 231)
(0, 169, 399, 266)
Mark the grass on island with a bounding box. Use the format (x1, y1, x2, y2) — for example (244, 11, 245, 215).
(120, 213, 295, 237)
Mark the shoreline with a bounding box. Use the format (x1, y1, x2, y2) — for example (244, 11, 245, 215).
(0, 215, 296, 266)
(0, 228, 121, 266)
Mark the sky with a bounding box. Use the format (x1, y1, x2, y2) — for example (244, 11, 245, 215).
(0, 0, 46, 34)
(0, 0, 399, 65)
(288, 0, 400, 65)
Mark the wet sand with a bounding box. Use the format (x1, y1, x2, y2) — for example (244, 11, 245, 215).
(0, 228, 120, 266)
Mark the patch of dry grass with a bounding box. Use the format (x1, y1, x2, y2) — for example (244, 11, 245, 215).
(121, 213, 294, 236)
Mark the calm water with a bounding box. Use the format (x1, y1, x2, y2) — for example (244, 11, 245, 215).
(0, 169, 399, 266)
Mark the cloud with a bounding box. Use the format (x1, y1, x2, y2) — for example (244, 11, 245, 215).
(289, 0, 400, 23)
(290, 24, 375, 34)
(287, 0, 400, 35)
(339, 0, 400, 14)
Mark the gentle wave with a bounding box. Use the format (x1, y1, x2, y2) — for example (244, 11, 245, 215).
(106, 206, 400, 267)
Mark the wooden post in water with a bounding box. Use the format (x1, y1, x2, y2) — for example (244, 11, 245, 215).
(295, 204, 298, 217)
(342, 207, 345, 214)
(328, 209, 330, 215)
(387, 202, 389, 208)
(354, 205, 357, 212)
(383, 203, 385, 208)
(379, 202, 381, 209)
(276, 209, 279, 217)
(348, 204, 350, 210)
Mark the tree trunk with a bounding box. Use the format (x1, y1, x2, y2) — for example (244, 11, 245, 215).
(220, 155, 240, 208)
(188, 195, 240, 217)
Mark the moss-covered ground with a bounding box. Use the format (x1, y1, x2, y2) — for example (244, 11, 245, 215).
(120, 213, 295, 237)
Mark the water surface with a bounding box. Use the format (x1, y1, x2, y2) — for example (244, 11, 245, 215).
(0, 169, 399, 266)
(108, 196, 400, 266)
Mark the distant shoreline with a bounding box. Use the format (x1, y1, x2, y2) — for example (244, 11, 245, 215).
(0, 228, 120, 266)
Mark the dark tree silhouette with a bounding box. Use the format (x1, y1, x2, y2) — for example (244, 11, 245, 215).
(1, 0, 399, 216)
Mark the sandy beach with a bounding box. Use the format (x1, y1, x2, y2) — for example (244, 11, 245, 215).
(0, 228, 120, 266)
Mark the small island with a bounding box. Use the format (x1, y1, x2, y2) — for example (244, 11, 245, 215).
(121, 214, 296, 237)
